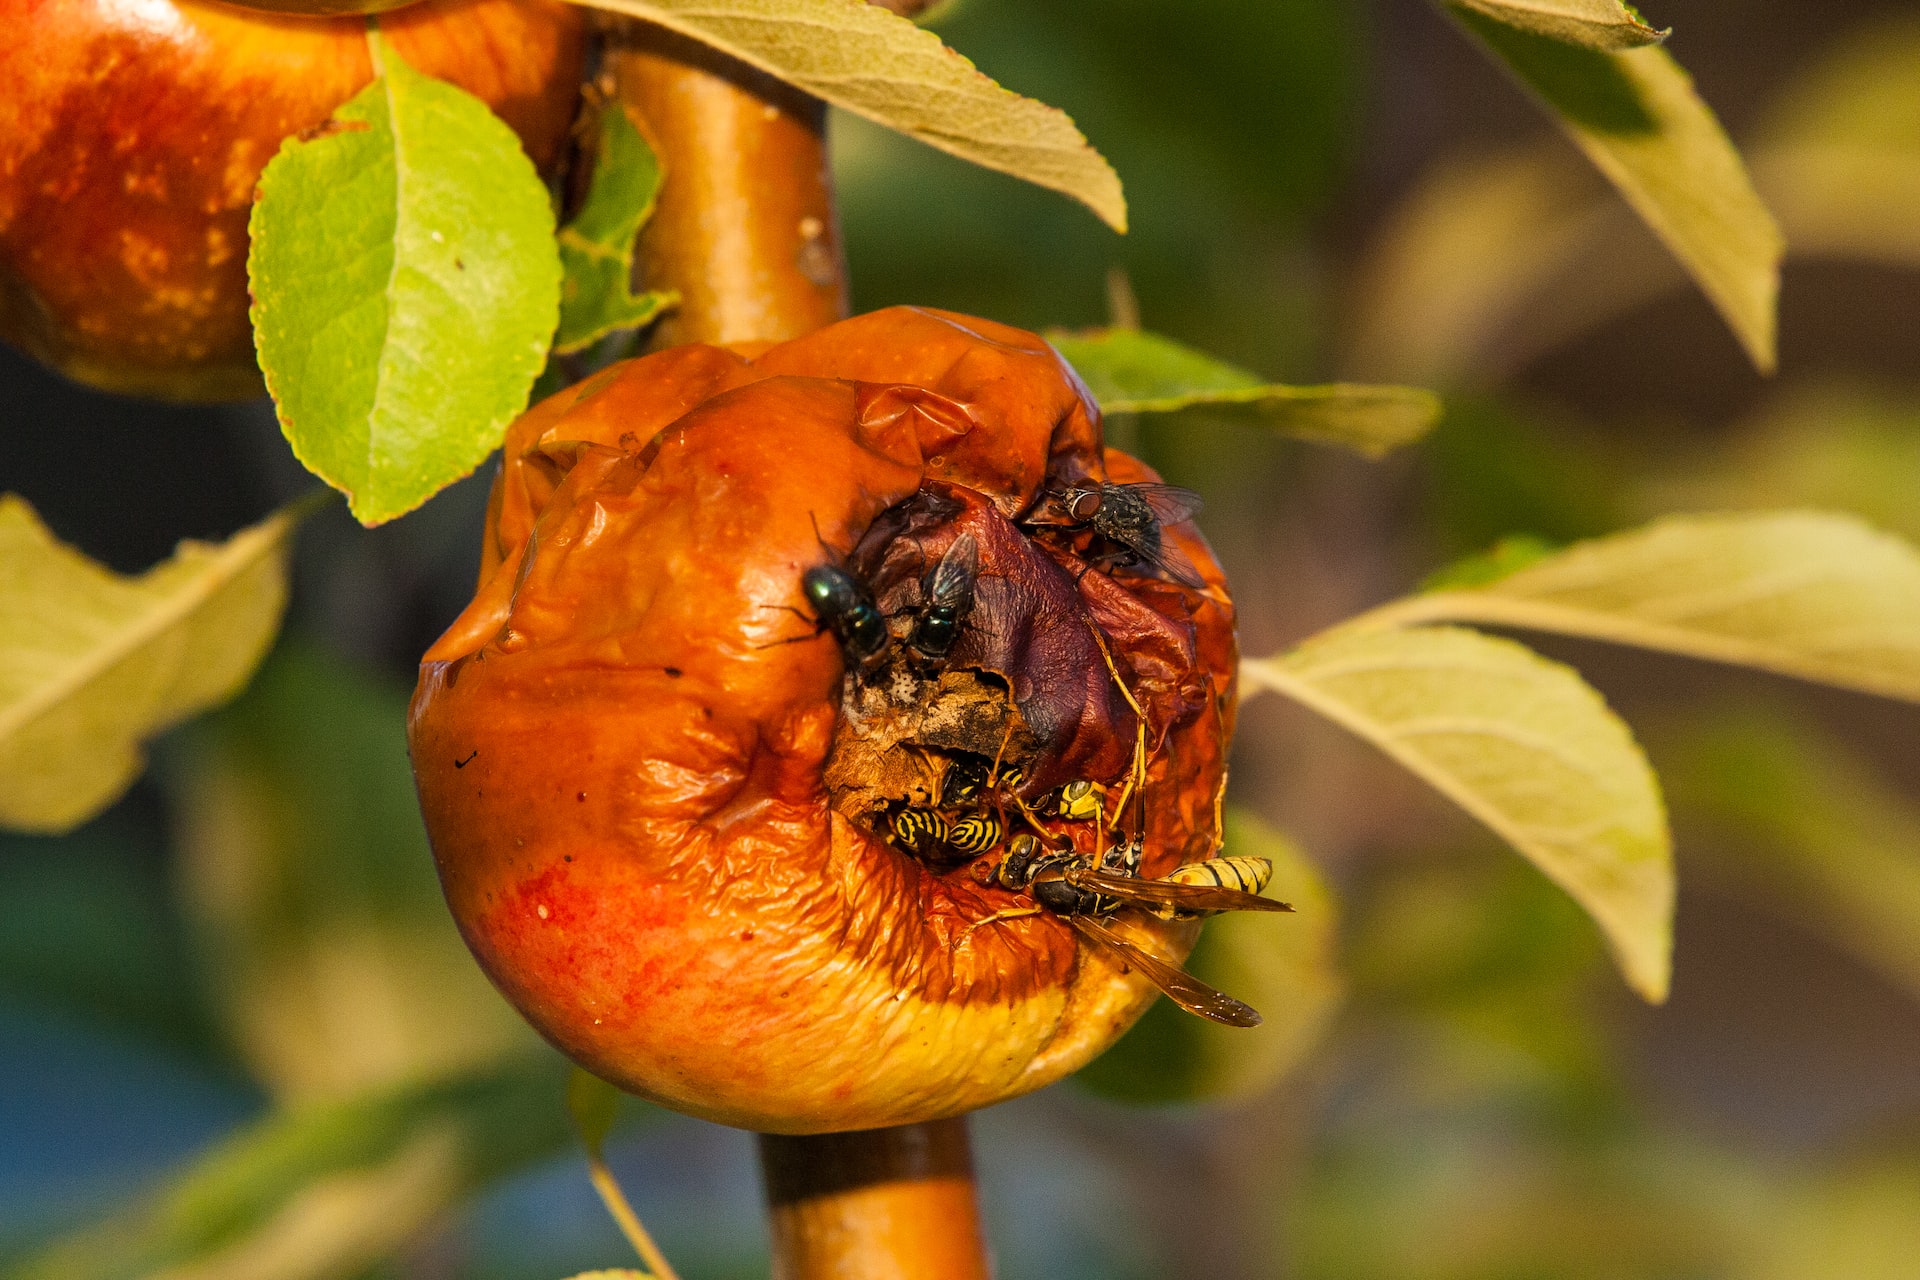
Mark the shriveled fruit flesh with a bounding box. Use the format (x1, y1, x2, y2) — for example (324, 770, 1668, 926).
(410, 307, 1238, 1133)
(0, 0, 583, 400)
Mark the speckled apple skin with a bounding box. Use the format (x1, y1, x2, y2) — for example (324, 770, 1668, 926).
(0, 0, 583, 399)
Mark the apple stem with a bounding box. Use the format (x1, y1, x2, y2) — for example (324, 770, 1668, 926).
(599, 19, 995, 1280)
(601, 17, 847, 349)
(759, 1119, 994, 1280)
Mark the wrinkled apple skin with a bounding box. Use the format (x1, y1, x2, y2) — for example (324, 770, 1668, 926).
(0, 0, 583, 401)
(219, 0, 422, 13)
(410, 309, 1239, 1134)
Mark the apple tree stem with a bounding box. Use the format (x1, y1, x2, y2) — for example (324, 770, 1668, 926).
(602, 18, 995, 1280)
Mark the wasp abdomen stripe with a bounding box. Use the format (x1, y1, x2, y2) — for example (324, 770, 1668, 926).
(1166, 856, 1272, 897)
(946, 811, 1003, 854)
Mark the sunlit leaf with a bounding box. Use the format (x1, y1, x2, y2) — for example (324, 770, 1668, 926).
(249, 30, 561, 525)
(1046, 327, 1439, 457)
(1348, 512, 1920, 704)
(554, 102, 677, 354)
(4, 1058, 579, 1280)
(1449, 0, 1666, 51)
(169, 646, 532, 1100)
(1078, 811, 1343, 1104)
(563, 1272, 651, 1280)
(572, 0, 1126, 231)
(1447, 9, 1783, 372)
(0, 495, 297, 834)
(1244, 625, 1672, 1002)
(1657, 702, 1920, 1005)
(1346, 17, 1920, 387)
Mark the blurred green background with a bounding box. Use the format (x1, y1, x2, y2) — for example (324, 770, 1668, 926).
(7, 0, 1920, 1275)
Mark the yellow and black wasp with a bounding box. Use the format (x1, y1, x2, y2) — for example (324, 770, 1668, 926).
(976, 835, 1291, 1027)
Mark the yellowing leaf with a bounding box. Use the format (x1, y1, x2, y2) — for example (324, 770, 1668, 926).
(572, 0, 1126, 231)
(1078, 811, 1343, 1104)
(1046, 327, 1439, 457)
(1351, 512, 1920, 704)
(1448, 9, 1783, 372)
(1450, 0, 1667, 51)
(1244, 626, 1672, 1002)
(0, 495, 298, 834)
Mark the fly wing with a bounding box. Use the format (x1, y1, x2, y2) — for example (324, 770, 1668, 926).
(928, 533, 980, 607)
(1139, 535, 1209, 590)
(1127, 483, 1204, 527)
(1071, 916, 1262, 1027)
(1067, 865, 1293, 914)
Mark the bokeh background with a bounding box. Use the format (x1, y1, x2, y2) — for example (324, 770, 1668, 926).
(7, 0, 1920, 1275)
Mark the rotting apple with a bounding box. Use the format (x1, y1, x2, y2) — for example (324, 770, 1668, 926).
(409, 307, 1240, 1134)
(0, 0, 584, 401)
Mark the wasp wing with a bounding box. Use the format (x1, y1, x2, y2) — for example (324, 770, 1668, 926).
(1066, 865, 1293, 914)
(1071, 916, 1262, 1027)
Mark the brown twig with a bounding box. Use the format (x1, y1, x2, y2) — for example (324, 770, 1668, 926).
(602, 22, 993, 1280)
(759, 1121, 993, 1280)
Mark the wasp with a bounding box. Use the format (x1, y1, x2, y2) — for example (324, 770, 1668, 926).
(1149, 855, 1275, 919)
(800, 564, 890, 673)
(891, 807, 950, 860)
(941, 755, 1025, 809)
(906, 533, 980, 666)
(975, 835, 1291, 1027)
(1050, 779, 1104, 822)
(891, 804, 1003, 863)
(1047, 482, 1207, 590)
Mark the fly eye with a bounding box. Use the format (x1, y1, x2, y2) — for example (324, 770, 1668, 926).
(1068, 491, 1103, 521)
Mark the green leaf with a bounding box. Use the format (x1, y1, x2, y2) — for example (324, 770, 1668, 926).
(4, 1058, 579, 1280)
(1421, 533, 1562, 591)
(554, 102, 677, 354)
(167, 646, 532, 1099)
(1447, 8, 1783, 372)
(1348, 512, 1920, 704)
(0, 495, 298, 834)
(1077, 811, 1343, 1104)
(1045, 327, 1440, 457)
(1450, 0, 1666, 51)
(1243, 625, 1672, 1002)
(572, 0, 1127, 231)
(249, 30, 561, 526)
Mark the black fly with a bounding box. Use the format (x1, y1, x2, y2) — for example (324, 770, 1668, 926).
(906, 533, 979, 666)
(1053, 482, 1206, 590)
(801, 565, 890, 673)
